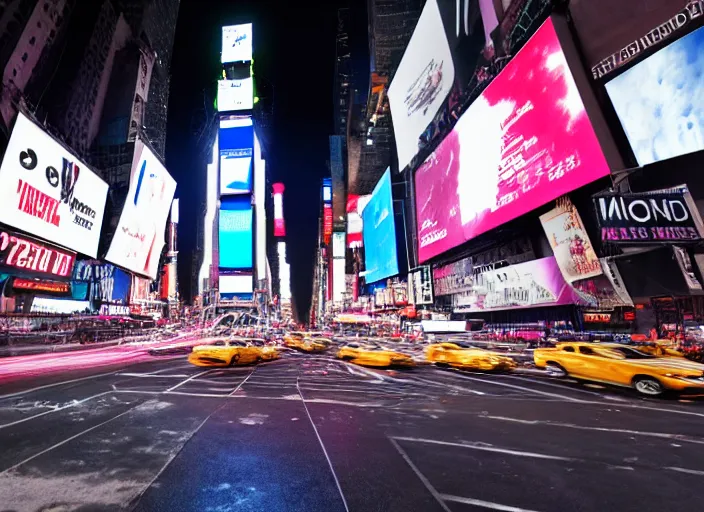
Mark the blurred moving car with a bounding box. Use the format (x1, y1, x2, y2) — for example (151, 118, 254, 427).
(426, 342, 516, 371)
(188, 339, 279, 367)
(337, 343, 415, 368)
(534, 342, 704, 397)
(283, 332, 332, 353)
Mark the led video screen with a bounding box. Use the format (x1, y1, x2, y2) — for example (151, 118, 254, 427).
(220, 274, 253, 294)
(219, 197, 253, 269)
(605, 25, 704, 166)
(362, 168, 399, 284)
(218, 78, 254, 112)
(106, 139, 177, 278)
(414, 17, 611, 263)
(219, 118, 253, 195)
(388, 0, 455, 172)
(222, 24, 252, 63)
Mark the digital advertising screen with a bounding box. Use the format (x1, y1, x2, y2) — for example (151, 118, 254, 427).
(273, 182, 286, 237)
(220, 118, 253, 195)
(414, 17, 611, 263)
(219, 197, 253, 269)
(362, 168, 399, 284)
(219, 274, 253, 294)
(222, 23, 253, 63)
(218, 78, 254, 112)
(388, 0, 455, 172)
(605, 24, 704, 167)
(0, 113, 108, 257)
(106, 139, 177, 278)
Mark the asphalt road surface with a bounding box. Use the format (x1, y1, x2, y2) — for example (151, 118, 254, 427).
(1, 349, 704, 511)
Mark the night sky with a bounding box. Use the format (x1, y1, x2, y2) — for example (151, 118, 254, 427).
(166, 0, 342, 320)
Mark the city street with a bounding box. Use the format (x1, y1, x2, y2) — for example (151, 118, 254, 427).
(1, 349, 704, 511)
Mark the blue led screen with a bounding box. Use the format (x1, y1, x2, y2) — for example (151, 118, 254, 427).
(220, 119, 254, 194)
(219, 197, 253, 269)
(362, 168, 399, 284)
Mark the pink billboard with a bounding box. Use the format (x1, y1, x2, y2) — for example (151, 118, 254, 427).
(415, 17, 611, 263)
(452, 257, 586, 313)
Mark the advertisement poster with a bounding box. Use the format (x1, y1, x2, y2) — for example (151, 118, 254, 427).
(222, 23, 253, 63)
(408, 265, 434, 305)
(0, 229, 75, 278)
(346, 194, 371, 248)
(571, 272, 636, 309)
(451, 257, 583, 313)
(0, 113, 108, 257)
(273, 182, 286, 236)
(433, 256, 474, 296)
(128, 47, 156, 142)
(540, 201, 602, 283)
(362, 169, 399, 284)
(605, 24, 704, 166)
(105, 139, 177, 279)
(594, 185, 704, 244)
(219, 118, 253, 195)
(600, 258, 634, 307)
(219, 197, 253, 269)
(388, 0, 456, 172)
(73, 260, 130, 305)
(414, 18, 611, 263)
(218, 78, 254, 112)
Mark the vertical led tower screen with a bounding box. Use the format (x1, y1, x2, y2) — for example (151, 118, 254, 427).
(273, 183, 286, 237)
(222, 24, 253, 63)
(362, 168, 399, 284)
(219, 118, 253, 195)
(219, 196, 253, 269)
(414, 17, 612, 263)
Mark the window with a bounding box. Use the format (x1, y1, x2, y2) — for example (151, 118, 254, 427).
(562, 346, 575, 352)
(579, 346, 595, 355)
(612, 347, 655, 360)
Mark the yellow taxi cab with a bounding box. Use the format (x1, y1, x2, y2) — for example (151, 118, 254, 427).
(337, 342, 415, 368)
(187, 338, 279, 367)
(635, 340, 685, 358)
(283, 332, 332, 353)
(534, 341, 704, 396)
(426, 342, 517, 371)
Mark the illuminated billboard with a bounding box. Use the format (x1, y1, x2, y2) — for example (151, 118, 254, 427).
(218, 78, 254, 112)
(219, 196, 253, 269)
(346, 194, 371, 248)
(415, 18, 611, 262)
(0, 113, 108, 257)
(388, 0, 455, 172)
(222, 23, 253, 63)
(362, 169, 399, 284)
(605, 25, 704, 166)
(219, 117, 253, 195)
(273, 182, 285, 237)
(106, 138, 177, 278)
(254, 133, 266, 281)
(220, 274, 253, 294)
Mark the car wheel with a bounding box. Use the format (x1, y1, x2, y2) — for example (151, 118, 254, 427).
(341, 355, 354, 361)
(230, 353, 241, 366)
(545, 362, 567, 378)
(256, 356, 263, 363)
(633, 376, 664, 397)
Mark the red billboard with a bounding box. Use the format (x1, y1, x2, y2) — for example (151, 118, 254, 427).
(273, 182, 286, 237)
(414, 17, 611, 263)
(323, 204, 333, 244)
(0, 229, 75, 278)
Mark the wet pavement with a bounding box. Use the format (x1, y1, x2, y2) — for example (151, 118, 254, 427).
(1, 349, 704, 511)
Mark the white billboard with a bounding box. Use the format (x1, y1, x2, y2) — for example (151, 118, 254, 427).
(254, 133, 266, 282)
(106, 138, 177, 279)
(220, 274, 253, 294)
(218, 78, 253, 112)
(388, 0, 455, 172)
(0, 113, 108, 256)
(222, 24, 253, 63)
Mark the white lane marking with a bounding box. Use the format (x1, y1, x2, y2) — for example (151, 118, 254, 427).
(440, 372, 586, 402)
(389, 438, 452, 512)
(666, 466, 704, 476)
(498, 374, 626, 400)
(228, 369, 255, 396)
(0, 371, 117, 400)
(343, 362, 384, 382)
(165, 370, 214, 393)
(116, 373, 189, 378)
(166, 391, 230, 398)
(391, 436, 573, 461)
(481, 415, 704, 445)
(297, 379, 350, 512)
(303, 398, 387, 408)
(0, 392, 112, 429)
(440, 494, 542, 512)
(299, 386, 423, 396)
(408, 376, 486, 396)
(0, 404, 137, 474)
